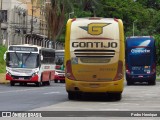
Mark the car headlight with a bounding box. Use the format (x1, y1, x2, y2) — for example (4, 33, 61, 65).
(7, 71, 12, 76)
(55, 71, 58, 75)
(32, 72, 38, 77)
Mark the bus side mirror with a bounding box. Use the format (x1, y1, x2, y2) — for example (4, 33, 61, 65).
(41, 55, 43, 61)
(3, 52, 6, 61)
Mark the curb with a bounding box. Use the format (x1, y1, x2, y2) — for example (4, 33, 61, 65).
(0, 81, 9, 84)
(0, 73, 9, 84)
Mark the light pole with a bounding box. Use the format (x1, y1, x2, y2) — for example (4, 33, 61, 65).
(0, 0, 3, 45)
(92, 6, 96, 17)
(31, 0, 34, 43)
(133, 20, 137, 36)
(69, 12, 74, 18)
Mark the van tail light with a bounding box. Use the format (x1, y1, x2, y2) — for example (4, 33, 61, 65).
(113, 60, 123, 81)
(66, 60, 76, 80)
(126, 64, 130, 74)
(151, 63, 156, 74)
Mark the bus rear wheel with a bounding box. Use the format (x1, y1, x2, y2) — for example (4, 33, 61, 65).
(108, 93, 122, 101)
(148, 80, 156, 85)
(127, 80, 134, 85)
(68, 92, 75, 100)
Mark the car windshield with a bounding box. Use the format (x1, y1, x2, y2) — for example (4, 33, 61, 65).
(6, 52, 39, 68)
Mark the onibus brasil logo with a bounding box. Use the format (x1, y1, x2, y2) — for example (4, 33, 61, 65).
(79, 23, 110, 35)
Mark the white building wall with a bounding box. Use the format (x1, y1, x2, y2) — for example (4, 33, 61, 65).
(1, 0, 27, 46)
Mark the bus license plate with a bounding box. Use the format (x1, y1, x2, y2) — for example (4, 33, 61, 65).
(89, 83, 100, 88)
(138, 76, 143, 78)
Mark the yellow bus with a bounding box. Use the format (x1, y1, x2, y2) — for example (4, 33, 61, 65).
(65, 17, 125, 100)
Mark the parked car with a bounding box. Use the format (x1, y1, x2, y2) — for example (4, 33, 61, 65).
(54, 69, 65, 83)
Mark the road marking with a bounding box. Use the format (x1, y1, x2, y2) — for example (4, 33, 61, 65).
(0, 87, 47, 94)
(44, 92, 60, 94)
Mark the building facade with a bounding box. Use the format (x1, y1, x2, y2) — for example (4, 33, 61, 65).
(0, 0, 52, 48)
(0, 0, 64, 49)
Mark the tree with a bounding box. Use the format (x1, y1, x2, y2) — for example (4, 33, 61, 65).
(72, 0, 99, 17)
(45, 0, 73, 48)
(136, 0, 160, 10)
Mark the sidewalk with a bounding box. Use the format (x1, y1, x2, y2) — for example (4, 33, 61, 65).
(0, 73, 9, 84)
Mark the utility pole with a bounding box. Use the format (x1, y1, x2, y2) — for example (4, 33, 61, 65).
(31, 0, 33, 43)
(133, 20, 137, 36)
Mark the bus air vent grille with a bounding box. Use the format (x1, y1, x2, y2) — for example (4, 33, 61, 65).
(74, 49, 115, 58)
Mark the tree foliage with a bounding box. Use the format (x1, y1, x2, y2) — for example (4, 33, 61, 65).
(42, 0, 160, 39)
(41, 0, 160, 74)
(45, 0, 160, 40)
(45, 0, 73, 48)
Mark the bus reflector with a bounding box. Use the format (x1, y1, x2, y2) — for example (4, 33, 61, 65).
(66, 60, 76, 80)
(114, 60, 123, 81)
(151, 63, 156, 74)
(126, 64, 130, 74)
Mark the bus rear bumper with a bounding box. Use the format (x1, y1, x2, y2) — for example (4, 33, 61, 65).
(65, 79, 124, 93)
(126, 73, 156, 82)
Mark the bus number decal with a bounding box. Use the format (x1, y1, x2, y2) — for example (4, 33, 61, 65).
(72, 42, 117, 48)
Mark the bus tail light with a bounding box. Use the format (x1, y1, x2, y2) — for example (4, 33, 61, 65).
(151, 63, 156, 74)
(66, 60, 76, 80)
(126, 64, 130, 74)
(113, 60, 123, 81)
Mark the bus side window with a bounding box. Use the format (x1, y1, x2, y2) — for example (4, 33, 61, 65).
(41, 50, 55, 64)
